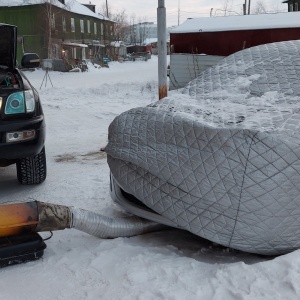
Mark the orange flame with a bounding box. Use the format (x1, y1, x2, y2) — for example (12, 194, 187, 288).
(0, 202, 39, 237)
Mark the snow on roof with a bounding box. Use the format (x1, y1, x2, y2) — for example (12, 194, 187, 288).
(171, 12, 300, 33)
(110, 41, 127, 47)
(62, 42, 88, 48)
(143, 38, 158, 45)
(0, 0, 108, 21)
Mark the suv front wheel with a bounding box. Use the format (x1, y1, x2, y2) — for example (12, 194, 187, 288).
(16, 147, 47, 185)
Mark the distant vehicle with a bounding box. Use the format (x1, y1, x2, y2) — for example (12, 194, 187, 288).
(0, 24, 46, 184)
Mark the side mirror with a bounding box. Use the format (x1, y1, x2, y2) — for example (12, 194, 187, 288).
(21, 53, 40, 68)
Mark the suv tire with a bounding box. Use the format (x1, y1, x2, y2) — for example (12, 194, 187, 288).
(16, 147, 47, 185)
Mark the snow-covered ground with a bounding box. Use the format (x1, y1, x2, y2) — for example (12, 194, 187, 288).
(0, 57, 299, 300)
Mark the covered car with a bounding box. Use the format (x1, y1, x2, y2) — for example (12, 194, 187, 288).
(106, 40, 300, 255)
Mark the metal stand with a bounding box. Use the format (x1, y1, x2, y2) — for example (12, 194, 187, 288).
(40, 68, 53, 89)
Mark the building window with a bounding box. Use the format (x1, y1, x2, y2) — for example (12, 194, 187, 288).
(295, 3, 299, 11)
(71, 18, 75, 32)
(94, 22, 97, 34)
(62, 16, 66, 32)
(87, 20, 90, 33)
(290, 3, 294, 11)
(80, 20, 84, 33)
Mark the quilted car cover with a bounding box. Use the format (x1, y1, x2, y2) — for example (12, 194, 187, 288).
(106, 40, 300, 255)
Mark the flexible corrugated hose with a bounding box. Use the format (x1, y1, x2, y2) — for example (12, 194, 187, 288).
(70, 206, 166, 238)
(0, 201, 166, 239)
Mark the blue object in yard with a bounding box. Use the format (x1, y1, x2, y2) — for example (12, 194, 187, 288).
(103, 57, 110, 63)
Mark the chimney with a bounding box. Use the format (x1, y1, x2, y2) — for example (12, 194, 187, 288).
(82, 3, 96, 13)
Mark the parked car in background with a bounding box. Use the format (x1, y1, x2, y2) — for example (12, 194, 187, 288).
(0, 24, 46, 184)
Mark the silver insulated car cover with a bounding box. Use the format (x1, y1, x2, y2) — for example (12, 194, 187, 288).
(106, 40, 300, 255)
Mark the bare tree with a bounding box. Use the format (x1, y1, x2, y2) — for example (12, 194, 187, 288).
(43, 0, 56, 58)
(99, 3, 149, 45)
(42, 0, 70, 58)
(214, 0, 239, 16)
(128, 14, 137, 44)
(221, 0, 235, 15)
(43, 0, 54, 58)
(222, 0, 230, 15)
(110, 9, 129, 41)
(252, 0, 267, 14)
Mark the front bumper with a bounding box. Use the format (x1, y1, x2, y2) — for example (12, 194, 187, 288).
(0, 115, 45, 162)
(110, 173, 179, 228)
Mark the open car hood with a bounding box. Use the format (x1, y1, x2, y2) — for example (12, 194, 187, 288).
(0, 24, 17, 69)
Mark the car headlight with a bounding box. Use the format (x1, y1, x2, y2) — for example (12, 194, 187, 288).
(24, 90, 35, 113)
(5, 92, 25, 114)
(5, 90, 35, 115)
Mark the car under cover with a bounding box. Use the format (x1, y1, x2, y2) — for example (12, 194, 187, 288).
(105, 40, 300, 255)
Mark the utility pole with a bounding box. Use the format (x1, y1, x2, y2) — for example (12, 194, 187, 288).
(248, 0, 251, 14)
(157, 0, 167, 100)
(243, 0, 247, 15)
(106, 0, 109, 18)
(178, 0, 180, 25)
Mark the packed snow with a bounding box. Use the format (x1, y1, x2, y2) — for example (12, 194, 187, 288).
(0, 57, 299, 300)
(171, 12, 300, 33)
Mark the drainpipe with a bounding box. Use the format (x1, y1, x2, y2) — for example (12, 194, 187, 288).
(157, 0, 168, 100)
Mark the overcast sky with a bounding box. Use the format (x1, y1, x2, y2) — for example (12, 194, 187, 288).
(95, 0, 288, 26)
